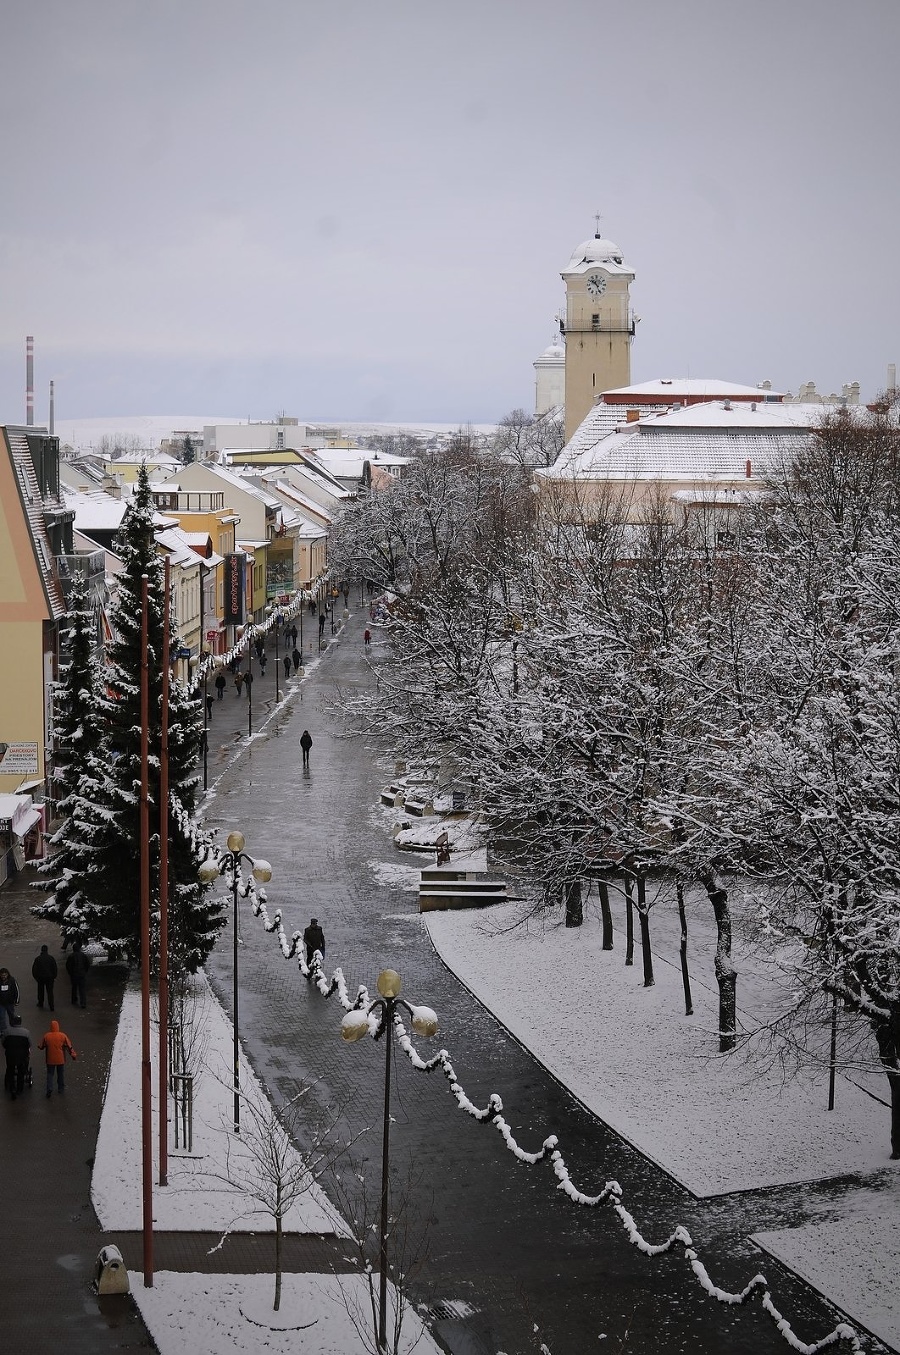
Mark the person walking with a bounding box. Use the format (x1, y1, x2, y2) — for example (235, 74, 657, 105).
(3, 1017, 31, 1100)
(32, 945, 57, 1011)
(38, 1019, 76, 1096)
(234, 670, 244, 696)
(364, 628, 371, 648)
(318, 612, 326, 640)
(290, 624, 298, 649)
(283, 652, 291, 679)
(206, 693, 214, 719)
(0, 967, 20, 1036)
(215, 671, 227, 700)
(243, 669, 253, 698)
(302, 917, 325, 968)
(291, 647, 301, 674)
(299, 729, 313, 768)
(65, 942, 91, 1008)
(259, 649, 267, 675)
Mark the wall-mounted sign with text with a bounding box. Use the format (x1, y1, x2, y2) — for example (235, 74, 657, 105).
(0, 742, 39, 775)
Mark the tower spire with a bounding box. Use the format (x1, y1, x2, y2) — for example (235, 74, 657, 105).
(594, 210, 602, 238)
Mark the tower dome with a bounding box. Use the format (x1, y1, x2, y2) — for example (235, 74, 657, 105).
(565, 234, 624, 271)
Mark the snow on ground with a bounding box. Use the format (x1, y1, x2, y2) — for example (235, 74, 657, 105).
(753, 1212, 900, 1352)
(424, 900, 896, 1198)
(131, 1273, 439, 1355)
(93, 975, 344, 1235)
(95, 975, 443, 1354)
(367, 858, 421, 891)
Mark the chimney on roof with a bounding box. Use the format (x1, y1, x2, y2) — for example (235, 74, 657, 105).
(745, 459, 752, 479)
(626, 408, 640, 423)
(723, 400, 732, 411)
(26, 336, 34, 426)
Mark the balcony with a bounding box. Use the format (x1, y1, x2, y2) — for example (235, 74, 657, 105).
(563, 317, 636, 336)
(56, 550, 106, 605)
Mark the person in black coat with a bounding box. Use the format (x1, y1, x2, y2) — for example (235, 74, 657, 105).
(215, 672, 227, 700)
(3, 1019, 31, 1099)
(0, 968, 20, 1036)
(299, 729, 313, 767)
(302, 918, 325, 968)
(32, 945, 57, 1011)
(65, 943, 92, 1009)
(292, 647, 301, 674)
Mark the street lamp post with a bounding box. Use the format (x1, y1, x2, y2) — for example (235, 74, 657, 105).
(341, 970, 438, 1351)
(199, 832, 272, 1133)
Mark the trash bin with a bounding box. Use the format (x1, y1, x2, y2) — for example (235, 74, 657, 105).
(94, 1244, 130, 1295)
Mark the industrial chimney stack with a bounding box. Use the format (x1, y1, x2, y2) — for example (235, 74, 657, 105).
(26, 335, 34, 426)
(49, 379, 55, 435)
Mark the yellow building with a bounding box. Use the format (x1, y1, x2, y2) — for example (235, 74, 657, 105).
(149, 485, 239, 655)
(0, 425, 72, 819)
(562, 231, 636, 442)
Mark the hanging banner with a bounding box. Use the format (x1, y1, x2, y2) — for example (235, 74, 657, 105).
(223, 554, 244, 625)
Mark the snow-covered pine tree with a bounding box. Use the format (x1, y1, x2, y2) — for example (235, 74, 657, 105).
(70, 467, 223, 971)
(34, 571, 113, 945)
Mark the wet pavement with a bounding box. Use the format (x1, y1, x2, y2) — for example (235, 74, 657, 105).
(204, 609, 890, 1355)
(0, 607, 890, 1354)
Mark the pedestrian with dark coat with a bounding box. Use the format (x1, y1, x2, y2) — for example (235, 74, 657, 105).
(32, 945, 57, 1011)
(318, 613, 326, 638)
(215, 672, 227, 700)
(0, 968, 20, 1036)
(283, 653, 291, 678)
(243, 669, 253, 698)
(303, 917, 325, 968)
(65, 942, 91, 1008)
(299, 729, 313, 768)
(259, 649, 267, 674)
(290, 624, 298, 648)
(206, 693, 214, 718)
(292, 647, 301, 674)
(39, 1019, 76, 1096)
(3, 1018, 31, 1099)
(234, 670, 244, 696)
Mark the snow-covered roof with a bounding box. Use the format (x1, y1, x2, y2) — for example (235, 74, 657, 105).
(106, 449, 181, 466)
(264, 479, 333, 529)
(63, 488, 128, 532)
(540, 400, 821, 484)
(603, 378, 785, 402)
(563, 233, 633, 277)
(154, 525, 205, 569)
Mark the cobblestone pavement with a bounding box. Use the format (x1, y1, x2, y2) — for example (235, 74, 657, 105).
(204, 608, 874, 1355)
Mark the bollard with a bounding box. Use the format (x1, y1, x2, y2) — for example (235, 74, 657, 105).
(94, 1244, 130, 1295)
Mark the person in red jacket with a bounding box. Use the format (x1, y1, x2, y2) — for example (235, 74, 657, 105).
(38, 1019, 76, 1097)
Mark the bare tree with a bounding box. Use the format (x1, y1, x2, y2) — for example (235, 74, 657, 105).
(206, 1085, 349, 1311)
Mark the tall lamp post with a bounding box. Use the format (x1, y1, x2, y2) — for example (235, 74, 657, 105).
(199, 832, 271, 1133)
(341, 970, 438, 1352)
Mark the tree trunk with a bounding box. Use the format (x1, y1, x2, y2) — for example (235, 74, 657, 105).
(872, 1015, 900, 1159)
(676, 880, 693, 1016)
(636, 876, 654, 987)
(598, 881, 613, 950)
(275, 1213, 282, 1311)
(624, 874, 634, 967)
(565, 879, 583, 928)
(702, 874, 736, 1052)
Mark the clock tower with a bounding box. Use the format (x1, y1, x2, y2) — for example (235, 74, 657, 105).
(561, 229, 635, 441)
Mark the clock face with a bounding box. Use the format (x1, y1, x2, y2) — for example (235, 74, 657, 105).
(586, 274, 607, 296)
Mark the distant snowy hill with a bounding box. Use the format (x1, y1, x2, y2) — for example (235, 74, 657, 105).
(54, 414, 496, 452)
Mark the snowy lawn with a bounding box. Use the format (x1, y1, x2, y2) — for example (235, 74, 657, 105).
(93, 974, 345, 1235)
(131, 1272, 442, 1355)
(753, 1212, 900, 1352)
(425, 898, 897, 1197)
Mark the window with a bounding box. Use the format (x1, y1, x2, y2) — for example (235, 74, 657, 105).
(591, 314, 600, 329)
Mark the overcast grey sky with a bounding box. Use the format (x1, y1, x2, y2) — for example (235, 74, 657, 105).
(1, 0, 898, 425)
